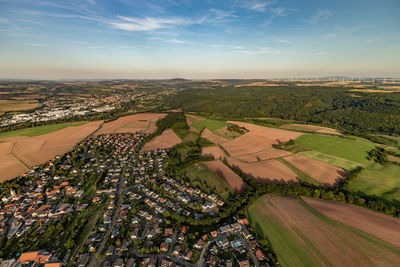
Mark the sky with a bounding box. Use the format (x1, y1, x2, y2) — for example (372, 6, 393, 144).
(0, 0, 399, 79)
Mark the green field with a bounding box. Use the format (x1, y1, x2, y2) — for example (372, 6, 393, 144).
(180, 163, 232, 199)
(296, 134, 375, 166)
(192, 118, 226, 131)
(247, 194, 400, 267)
(298, 151, 362, 171)
(348, 164, 400, 202)
(0, 122, 86, 139)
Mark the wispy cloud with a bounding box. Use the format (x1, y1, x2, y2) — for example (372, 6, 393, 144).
(270, 7, 294, 17)
(110, 16, 194, 31)
(89, 46, 103, 49)
(73, 41, 88, 45)
(0, 18, 9, 24)
(237, 0, 275, 12)
(148, 37, 188, 44)
(119, 45, 135, 49)
(304, 9, 334, 24)
(24, 43, 46, 47)
(226, 47, 285, 56)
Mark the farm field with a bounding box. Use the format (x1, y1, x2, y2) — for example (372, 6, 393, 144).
(201, 128, 229, 144)
(236, 148, 292, 162)
(303, 197, 400, 248)
(201, 145, 227, 160)
(0, 122, 86, 139)
(203, 160, 247, 193)
(227, 157, 299, 184)
(221, 121, 303, 157)
(0, 99, 40, 113)
(280, 123, 342, 135)
(192, 118, 226, 131)
(0, 121, 102, 181)
(141, 129, 181, 151)
(247, 194, 400, 267)
(295, 134, 375, 166)
(348, 164, 400, 202)
(96, 113, 166, 135)
(298, 151, 361, 171)
(283, 154, 349, 186)
(179, 163, 232, 199)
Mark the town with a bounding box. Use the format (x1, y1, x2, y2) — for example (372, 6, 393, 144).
(0, 133, 270, 267)
(0, 91, 144, 127)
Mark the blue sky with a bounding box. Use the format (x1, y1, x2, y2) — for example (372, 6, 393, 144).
(0, 0, 399, 79)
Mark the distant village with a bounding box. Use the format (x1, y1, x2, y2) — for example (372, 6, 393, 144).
(0, 133, 270, 267)
(0, 92, 144, 127)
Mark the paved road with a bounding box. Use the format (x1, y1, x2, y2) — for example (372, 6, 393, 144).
(88, 165, 125, 267)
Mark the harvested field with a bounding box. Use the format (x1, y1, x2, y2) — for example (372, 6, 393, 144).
(96, 113, 166, 135)
(247, 194, 400, 267)
(201, 128, 229, 144)
(222, 121, 302, 156)
(0, 99, 40, 113)
(141, 129, 181, 151)
(281, 123, 341, 135)
(186, 114, 204, 127)
(303, 197, 400, 248)
(202, 146, 227, 160)
(236, 149, 292, 162)
(227, 157, 299, 184)
(0, 155, 29, 182)
(283, 154, 349, 186)
(203, 160, 247, 193)
(0, 121, 102, 181)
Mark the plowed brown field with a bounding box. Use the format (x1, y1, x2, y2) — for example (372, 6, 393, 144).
(221, 121, 303, 156)
(0, 121, 102, 181)
(202, 146, 227, 160)
(141, 129, 181, 151)
(96, 113, 166, 135)
(228, 157, 299, 183)
(201, 128, 229, 144)
(203, 160, 247, 193)
(283, 154, 349, 186)
(303, 197, 400, 248)
(236, 149, 292, 162)
(248, 194, 400, 267)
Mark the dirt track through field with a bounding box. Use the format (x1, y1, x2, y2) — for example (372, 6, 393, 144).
(303, 197, 400, 248)
(236, 148, 292, 162)
(283, 154, 349, 186)
(251, 194, 400, 267)
(203, 160, 247, 193)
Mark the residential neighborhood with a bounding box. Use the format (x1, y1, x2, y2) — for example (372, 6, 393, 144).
(0, 132, 272, 266)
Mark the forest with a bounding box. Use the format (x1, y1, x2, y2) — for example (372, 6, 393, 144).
(165, 86, 400, 144)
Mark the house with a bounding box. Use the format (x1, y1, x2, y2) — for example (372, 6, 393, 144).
(256, 249, 266, 261)
(160, 241, 169, 252)
(125, 258, 136, 267)
(211, 231, 218, 238)
(160, 259, 176, 267)
(141, 255, 157, 267)
(19, 251, 51, 264)
(164, 228, 173, 236)
(238, 218, 249, 225)
(173, 245, 181, 257)
(218, 225, 232, 235)
(184, 250, 193, 261)
(206, 256, 217, 267)
(230, 223, 242, 232)
(106, 245, 115, 256)
(217, 237, 229, 249)
(238, 259, 250, 267)
(194, 239, 206, 249)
